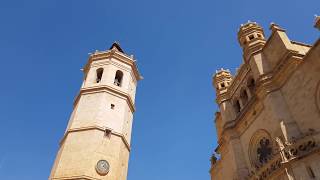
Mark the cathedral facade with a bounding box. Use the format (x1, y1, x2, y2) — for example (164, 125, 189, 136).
(49, 43, 142, 180)
(210, 18, 320, 180)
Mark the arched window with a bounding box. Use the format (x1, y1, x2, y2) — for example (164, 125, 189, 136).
(234, 100, 241, 114)
(248, 78, 255, 94)
(96, 68, 104, 83)
(240, 89, 249, 105)
(114, 70, 123, 87)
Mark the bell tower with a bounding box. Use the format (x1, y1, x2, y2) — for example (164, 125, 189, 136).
(213, 68, 234, 128)
(49, 42, 142, 180)
(238, 21, 266, 61)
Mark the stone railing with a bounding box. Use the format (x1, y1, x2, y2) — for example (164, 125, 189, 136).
(247, 154, 282, 180)
(281, 133, 319, 162)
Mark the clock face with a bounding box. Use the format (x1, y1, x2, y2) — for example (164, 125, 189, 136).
(96, 160, 110, 175)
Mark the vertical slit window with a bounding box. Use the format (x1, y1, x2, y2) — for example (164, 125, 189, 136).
(240, 89, 249, 105)
(96, 68, 104, 83)
(248, 78, 255, 94)
(114, 70, 123, 87)
(234, 100, 241, 114)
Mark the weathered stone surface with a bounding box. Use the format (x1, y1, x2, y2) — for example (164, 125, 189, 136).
(211, 20, 320, 180)
(49, 43, 142, 180)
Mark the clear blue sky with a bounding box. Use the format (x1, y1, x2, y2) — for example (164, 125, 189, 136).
(0, 0, 318, 179)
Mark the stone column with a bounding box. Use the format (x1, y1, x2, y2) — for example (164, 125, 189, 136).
(228, 137, 249, 179)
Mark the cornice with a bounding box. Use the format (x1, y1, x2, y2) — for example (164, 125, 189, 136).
(243, 41, 265, 62)
(216, 91, 230, 104)
(51, 175, 102, 180)
(303, 38, 320, 61)
(256, 50, 303, 99)
(74, 85, 136, 113)
(59, 125, 131, 152)
(290, 40, 313, 48)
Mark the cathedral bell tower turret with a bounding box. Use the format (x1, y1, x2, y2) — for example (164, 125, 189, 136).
(238, 22, 270, 80)
(49, 42, 142, 180)
(213, 69, 235, 128)
(238, 21, 266, 62)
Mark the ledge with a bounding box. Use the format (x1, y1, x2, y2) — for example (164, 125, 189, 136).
(59, 125, 131, 152)
(51, 175, 101, 180)
(74, 85, 136, 113)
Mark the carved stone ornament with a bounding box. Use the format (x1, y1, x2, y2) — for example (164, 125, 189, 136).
(249, 130, 273, 168)
(96, 159, 110, 176)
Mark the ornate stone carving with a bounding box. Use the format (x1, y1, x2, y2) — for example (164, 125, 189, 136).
(257, 138, 272, 164)
(281, 132, 318, 161)
(249, 130, 274, 168)
(247, 154, 282, 180)
(248, 131, 320, 180)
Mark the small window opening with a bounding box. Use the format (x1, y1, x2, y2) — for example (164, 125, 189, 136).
(104, 129, 111, 137)
(248, 78, 256, 93)
(114, 70, 123, 86)
(248, 35, 255, 40)
(240, 89, 249, 105)
(96, 68, 104, 83)
(257, 34, 262, 38)
(307, 166, 316, 178)
(221, 82, 225, 88)
(111, 104, 115, 109)
(234, 100, 241, 114)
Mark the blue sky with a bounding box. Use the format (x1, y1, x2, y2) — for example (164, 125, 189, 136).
(0, 0, 318, 179)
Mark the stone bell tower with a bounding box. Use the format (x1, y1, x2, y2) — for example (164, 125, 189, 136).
(49, 42, 142, 180)
(213, 68, 234, 127)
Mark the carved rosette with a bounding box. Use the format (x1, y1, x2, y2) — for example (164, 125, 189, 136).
(249, 130, 275, 169)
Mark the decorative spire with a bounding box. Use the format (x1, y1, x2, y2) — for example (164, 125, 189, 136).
(109, 41, 124, 53)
